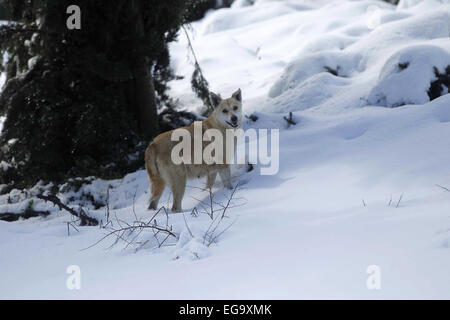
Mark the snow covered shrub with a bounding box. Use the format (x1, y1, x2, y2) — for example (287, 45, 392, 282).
(382, 0, 400, 4)
(268, 51, 360, 98)
(200, 0, 297, 35)
(184, 0, 234, 22)
(231, 0, 255, 8)
(398, 0, 450, 9)
(428, 66, 450, 101)
(368, 44, 450, 107)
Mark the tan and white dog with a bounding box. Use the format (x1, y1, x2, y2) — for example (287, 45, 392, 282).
(145, 89, 243, 212)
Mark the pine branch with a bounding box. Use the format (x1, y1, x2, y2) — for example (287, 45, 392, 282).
(182, 25, 212, 112)
(37, 194, 99, 226)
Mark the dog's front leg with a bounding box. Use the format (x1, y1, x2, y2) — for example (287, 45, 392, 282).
(206, 171, 217, 190)
(219, 167, 233, 190)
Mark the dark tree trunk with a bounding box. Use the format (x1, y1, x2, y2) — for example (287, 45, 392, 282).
(132, 59, 160, 139)
(128, 0, 160, 139)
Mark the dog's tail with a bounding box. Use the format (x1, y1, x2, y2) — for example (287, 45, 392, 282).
(145, 144, 159, 180)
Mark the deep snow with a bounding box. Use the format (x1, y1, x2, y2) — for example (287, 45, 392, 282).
(1, 0, 450, 299)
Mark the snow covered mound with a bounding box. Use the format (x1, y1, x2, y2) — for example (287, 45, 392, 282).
(170, 0, 450, 112)
(368, 42, 450, 106)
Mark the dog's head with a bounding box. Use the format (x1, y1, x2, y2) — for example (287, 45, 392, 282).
(209, 89, 243, 129)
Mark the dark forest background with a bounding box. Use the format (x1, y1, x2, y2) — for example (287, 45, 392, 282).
(0, 0, 233, 191)
(0, 0, 397, 192)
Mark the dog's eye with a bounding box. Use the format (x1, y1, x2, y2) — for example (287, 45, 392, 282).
(233, 105, 238, 111)
(222, 109, 228, 114)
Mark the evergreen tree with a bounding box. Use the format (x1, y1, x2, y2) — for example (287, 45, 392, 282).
(0, 0, 11, 20)
(184, 0, 234, 22)
(0, 0, 199, 189)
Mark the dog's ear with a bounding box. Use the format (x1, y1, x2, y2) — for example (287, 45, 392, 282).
(209, 92, 222, 108)
(232, 88, 242, 102)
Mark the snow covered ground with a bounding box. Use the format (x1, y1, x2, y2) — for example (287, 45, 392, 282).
(1, 0, 450, 299)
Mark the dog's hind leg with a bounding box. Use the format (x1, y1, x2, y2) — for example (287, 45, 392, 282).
(146, 145, 165, 210)
(148, 175, 165, 210)
(168, 168, 186, 213)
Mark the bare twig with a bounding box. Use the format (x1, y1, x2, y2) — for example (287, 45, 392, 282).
(396, 194, 403, 208)
(209, 187, 214, 219)
(82, 222, 177, 251)
(84, 192, 176, 252)
(209, 218, 237, 245)
(66, 221, 79, 236)
(203, 183, 241, 247)
(436, 184, 450, 192)
(105, 187, 110, 223)
(221, 183, 240, 219)
(284, 112, 296, 127)
(85, 179, 244, 253)
(132, 185, 139, 221)
(183, 213, 194, 238)
(190, 207, 199, 217)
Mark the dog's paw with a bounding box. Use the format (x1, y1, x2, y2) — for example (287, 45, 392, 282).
(171, 206, 182, 213)
(223, 183, 233, 190)
(148, 200, 158, 210)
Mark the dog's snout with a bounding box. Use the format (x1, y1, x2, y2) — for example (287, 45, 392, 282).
(231, 115, 238, 123)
